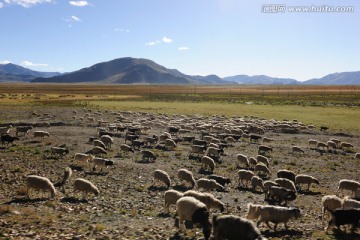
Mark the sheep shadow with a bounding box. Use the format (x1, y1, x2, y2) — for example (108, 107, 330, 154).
(297, 190, 321, 195)
(60, 197, 88, 204)
(236, 186, 253, 192)
(262, 229, 303, 238)
(148, 185, 169, 192)
(188, 154, 201, 161)
(3, 197, 48, 204)
(84, 171, 108, 176)
(173, 185, 194, 192)
(135, 159, 155, 164)
(169, 232, 196, 240)
(198, 168, 213, 175)
(157, 212, 172, 218)
(69, 164, 85, 172)
(332, 229, 360, 239)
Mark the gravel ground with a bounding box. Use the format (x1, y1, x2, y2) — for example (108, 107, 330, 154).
(0, 106, 359, 240)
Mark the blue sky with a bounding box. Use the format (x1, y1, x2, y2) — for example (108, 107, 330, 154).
(0, 0, 359, 81)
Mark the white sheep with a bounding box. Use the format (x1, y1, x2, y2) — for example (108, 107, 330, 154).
(206, 146, 223, 158)
(236, 154, 249, 168)
(176, 196, 211, 240)
(321, 195, 342, 222)
(177, 168, 196, 188)
(317, 142, 328, 150)
(263, 180, 280, 199)
(212, 214, 266, 240)
(292, 146, 304, 155)
(165, 138, 177, 150)
(254, 163, 270, 176)
(256, 155, 269, 167)
(277, 169, 296, 182)
(238, 170, 255, 188)
(327, 141, 337, 150)
(295, 174, 320, 191)
(51, 146, 69, 156)
(26, 175, 56, 199)
(93, 139, 107, 150)
(190, 145, 206, 156)
(119, 144, 135, 155)
(87, 146, 107, 156)
(256, 205, 302, 231)
(141, 150, 157, 162)
(251, 176, 265, 192)
(249, 157, 258, 168)
(164, 189, 184, 213)
(184, 190, 225, 212)
(340, 142, 354, 150)
(74, 153, 94, 165)
(246, 203, 263, 221)
(338, 179, 360, 196)
(341, 196, 360, 209)
(201, 156, 216, 172)
(33, 131, 50, 138)
(275, 178, 297, 192)
(100, 135, 114, 149)
(308, 139, 318, 148)
(197, 178, 224, 191)
(153, 169, 171, 188)
(92, 158, 114, 171)
(355, 153, 360, 159)
(73, 178, 99, 198)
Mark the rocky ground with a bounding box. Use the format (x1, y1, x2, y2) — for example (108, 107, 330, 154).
(0, 105, 359, 240)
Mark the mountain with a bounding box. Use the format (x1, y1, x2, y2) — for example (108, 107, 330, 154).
(223, 75, 299, 85)
(32, 57, 234, 85)
(302, 71, 360, 85)
(0, 63, 62, 82)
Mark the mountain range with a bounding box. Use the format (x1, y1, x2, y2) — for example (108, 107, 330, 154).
(1, 57, 359, 85)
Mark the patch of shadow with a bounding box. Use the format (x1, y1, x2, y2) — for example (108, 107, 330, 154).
(157, 212, 171, 218)
(135, 159, 155, 164)
(3, 197, 48, 204)
(332, 229, 360, 239)
(173, 185, 193, 192)
(24, 140, 41, 144)
(198, 168, 213, 175)
(69, 165, 84, 171)
(262, 229, 303, 238)
(297, 190, 321, 195)
(155, 144, 166, 150)
(142, 145, 154, 149)
(236, 186, 253, 192)
(148, 185, 169, 192)
(0, 146, 6, 150)
(54, 181, 65, 188)
(188, 155, 201, 161)
(60, 197, 88, 204)
(250, 189, 264, 195)
(334, 132, 353, 137)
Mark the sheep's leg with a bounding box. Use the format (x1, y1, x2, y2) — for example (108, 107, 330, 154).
(265, 221, 272, 230)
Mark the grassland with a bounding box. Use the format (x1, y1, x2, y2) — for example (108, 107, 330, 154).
(1, 83, 359, 131)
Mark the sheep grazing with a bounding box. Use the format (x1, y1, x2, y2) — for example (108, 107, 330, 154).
(144, 135, 158, 146)
(51, 146, 69, 157)
(325, 208, 360, 233)
(277, 169, 296, 182)
(263, 137, 274, 145)
(197, 178, 224, 191)
(16, 125, 33, 136)
(190, 145, 206, 156)
(238, 170, 255, 188)
(153, 169, 171, 188)
(295, 174, 320, 191)
(246, 203, 263, 221)
(141, 150, 157, 162)
(338, 179, 360, 196)
(0, 125, 12, 135)
(263, 180, 280, 199)
(61, 167, 72, 184)
(93, 139, 107, 150)
(267, 186, 296, 205)
(275, 178, 297, 192)
(254, 163, 270, 177)
(33, 131, 50, 138)
(321, 195, 342, 222)
(251, 176, 265, 192)
(208, 175, 231, 186)
(120, 144, 135, 155)
(316, 142, 328, 150)
(73, 178, 99, 198)
(184, 190, 225, 212)
(340, 142, 354, 150)
(177, 168, 196, 188)
(74, 153, 94, 165)
(256, 155, 269, 167)
(206, 146, 223, 158)
(100, 135, 114, 149)
(258, 145, 272, 155)
(26, 175, 56, 199)
(327, 141, 337, 150)
(212, 214, 266, 240)
(308, 139, 318, 148)
(249, 157, 258, 168)
(165, 138, 177, 150)
(164, 189, 184, 213)
(92, 158, 114, 171)
(342, 196, 360, 210)
(0, 134, 19, 146)
(256, 205, 302, 231)
(86, 146, 107, 156)
(292, 146, 304, 155)
(355, 153, 360, 160)
(176, 196, 211, 240)
(201, 156, 216, 172)
(236, 154, 249, 168)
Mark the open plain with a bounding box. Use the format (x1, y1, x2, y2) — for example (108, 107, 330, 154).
(0, 84, 360, 240)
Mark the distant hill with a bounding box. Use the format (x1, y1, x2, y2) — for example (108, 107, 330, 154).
(32, 57, 234, 85)
(302, 71, 360, 85)
(0, 63, 61, 82)
(223, 75, 299, 85)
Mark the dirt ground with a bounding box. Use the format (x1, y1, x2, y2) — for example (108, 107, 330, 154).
(0, 105, 359, 240)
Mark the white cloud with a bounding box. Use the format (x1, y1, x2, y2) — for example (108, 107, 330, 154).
(162, 37, 172, 43)
(70, 15, 81, 21)
(21, 60, 48, 67)
(0, 2, 4, 8)
(114, 28, 130, 33)
(0, 60, 11, 64)
(69, 1, 88, 7)
(145, 40, 160, 46)
(4, 0, 53, 8)
(178, 46, 189, 51)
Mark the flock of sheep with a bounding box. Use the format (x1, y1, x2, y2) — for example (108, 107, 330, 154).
(1, 107, 360, 239)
